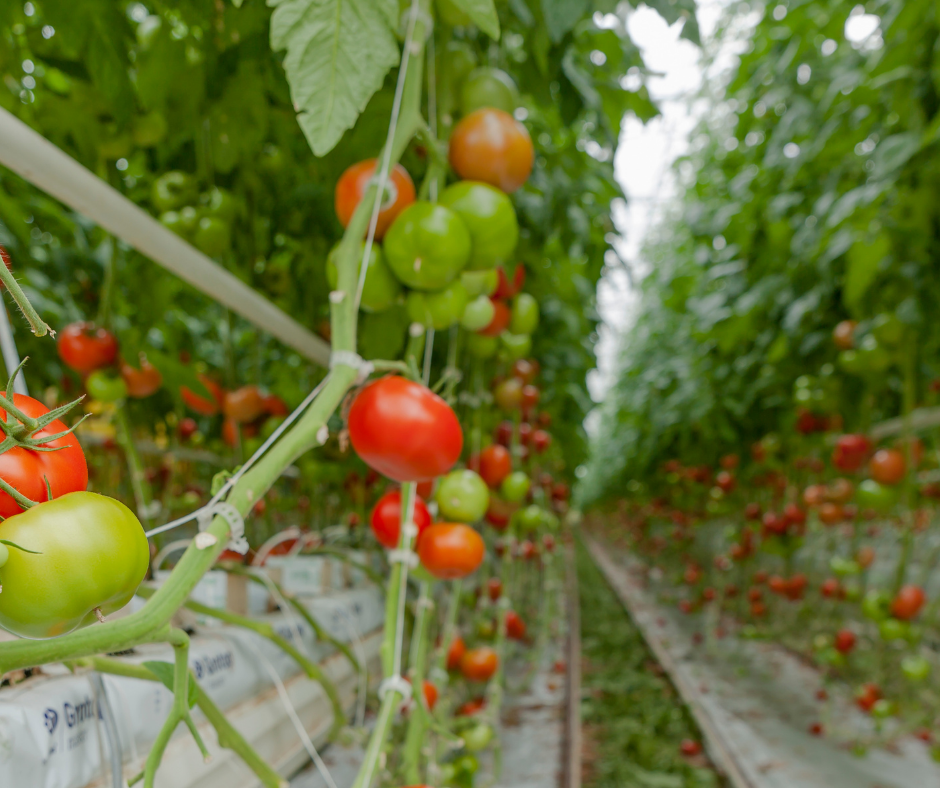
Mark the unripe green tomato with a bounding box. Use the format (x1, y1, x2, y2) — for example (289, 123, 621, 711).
(901, 654, 932, 682)
(460, 68, 519, 115)
(463, 723, 494, 753)
(327, 242, 401, 313)
(461, 269, 499, 296)
(407, 280, 469, 329)
(501, 471, 530, 503)
(437, 763, 458, 786)
(0, 542, 8, 568)
(510, 293, 539, 334)
(516, 504, 544, 531)
(152, 171, 197, 213)
(384, 202, 472, 290)
(476, 619, 495, 639)
(86, 370, 128, 403)
(462, 295, 496, 331)
(437, 469, 490, 522)
(0, 492, 150, 639)
(837, 349, 865, 375)
(856, 335, 892, 373)
(872, 313, 904, 346)
(499, 330, 531, 360)
(843, 581, 862, 602)
(818, 647, 845, 667)
(466, 332, 498, 359)
(160, 211, 189, 238)
(439, 181, 519, 270)
(131, 111, 167, 147)
(830, 556, 861, 576)
(870, 699, 894, 719)
(202, 187, 238, 224)
(878, 618, 909, 642)
(179, 205, 201, 233)
(194, 216, 231, 258)
(856, 479, 898, 513)
(862, 589, 891, 621)
(455, 753, 480, 775)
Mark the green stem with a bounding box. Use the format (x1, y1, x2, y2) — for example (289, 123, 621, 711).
(115, 404, 154, 527)
(96, 241, 116, 331)
(0, 256, 52, 337)
(402, 581, 433, 783)
(434, 578, 463, 673)
(143, 628, 193, 788)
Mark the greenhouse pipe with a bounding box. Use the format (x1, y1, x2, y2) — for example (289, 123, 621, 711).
(0, 108, 331, 367)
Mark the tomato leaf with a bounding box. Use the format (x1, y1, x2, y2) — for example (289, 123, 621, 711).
(268, 0, 401, 157)
(0, 539, 41, 555)
(541, 0, 588, 42)
(143, 661, 198, 709)
(844, 235, 891, 313)
(449, 0, 501, 40)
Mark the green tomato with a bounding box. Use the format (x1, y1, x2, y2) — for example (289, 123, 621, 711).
(407, 280, 470, 329)
(830, 556, 861, 576)
(152, 171, 197, 213)
(837, 349, 865, 375)
(856, 335, 892, 373)
(476, 619, 495, 639)
(461, 295, 496, 331)
(86, 370, 128, 403)
(516, 504, 544, 531)
(818, 647, 845, 667)
(870, 699, 894, 719)
(878, 618, 910, 642)
(843, 581, 862, 602)
(439, 182, 519, 270)
(0, 492, 150, 639)
(260, 144, 287, 175)
(499, 330, 531, 360)
(202, 187, 238, 224)
(179, 205, 201, 234)
(460, 68, 519, 115)
(384, 202, 472, 290)
(327, 242, 401, 313)
(862, 589, 891, 621)
(437, 469, 490, 522)
(466, 332, 498, 359)
(901, 654, 932, 682)
(461, 269, 499, 297)
(856, 479, 898, 513)
(131, 111, 167, 147)
(462, 723, 494, 753)
(160, 211, 189, 238)
(194, 216, 231, 258)
(871, 313, 904, 346)
(0, 542, 8, 568)
(501, 471, 531, 503)
(437, 763, 459, 786)
(510, 293, 539, 334)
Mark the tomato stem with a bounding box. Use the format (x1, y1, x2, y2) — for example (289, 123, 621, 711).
(0, 259, 54, 338)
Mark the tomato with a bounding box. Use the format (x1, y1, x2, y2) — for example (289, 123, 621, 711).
(461, 294, 496, 331)
(494, 420, 514, 447)
(466, 333, 498, 358)
(479, 444, 512, 488)
(463, 722, 495, 752)
(862, 589, 891, 621)
(832, 320, 857, 350)
(521, 386, 540, 412)
(499, 331, 531, 360)
(370, 489, 432, 548)
(178, 417, 198, 441)
(439, 181, 519, 270)
(493, 377, 524, 411)
(86, 370, 128, 402)
(855, 683, 881, 712)
(417, 523, 485, 579)
(832, 433, 870, 472)
(348, 377, 463, 482)
(715, 471, 735, 493)
(57, 322, 119, 374)
(223, 386, 267, 424)
(500, 471, 530, 503)
(485, 496, 513, 529)
(487, 577, 502, 600)
(0, 394, 88, 517)
(460, 67, 518, 115)
(222, 418, 258, 447)
(407, 281, 469, 330)
(0, 492, 148, 638)
(493, 265, 525, 299)
(334, 160, 416, 240)
(478, 299, 511, 337)
(460, 646, 498, 681)
(869, 448, 906, 485)
(855, 479, 897, 513)
(461, 269, 498, 297)
(436, 469, 490, 522)
(327, 242, 401, 313)
(151, 171, 197, 212)
(818, 502, 843, 525)
(891, 584, 926, 620)
(456, 697, 485, 717)
(901, 654, 931, 682)
(449, 109, 534, 194)
(446, 635, 466, 670)
(181, 374, 224, 416)
(510, 293, 539, 335)
(193, 216, 231, 258)
(120, 356, 162, 398)
(680, 740, 701, 757)
(263, 394, 289, 417)
(201, 187, 238, 223)
(879, 618, 909, 642)
(384, 202, 471, 290)
(505, 610, 526, 640)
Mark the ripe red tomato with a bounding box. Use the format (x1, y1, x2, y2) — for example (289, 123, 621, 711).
(833, 433, 870, 472)
(532, 429, 551, 453)
(120, 356, 162, 398)
(57, 322, 118, 374)
(834, 629, 856, 654)
(479, 444, 512, 487)
(417, 523, 485, 579)
(334, 159, 415, 240)
(511, 357, 536, 383)
(680, 740, 701, 757)
(856, 546, 875, 568)
(456, 697, 486, 716)
(370, 489, 431, 549)
(833, 319, 857, 350)
(223, 385, 267, 424)
(869, 448, 906, 485)
(178, 417, 198, 440)
(720, 453, 739, 470)
(716, 471, 736, 493)
(348, 376, 463, 482)
(891, 585, 926, 620)
(505, 610, 526, 640)
(485, 496, 514, 529)
(487, 577, 502, 600)
(449, 109, 533, 193)
(818, 502, 843, 525)
(263, 394, 289, 416)
(446, 635, 466, 670)
(181, 374, 224, 416)
(855, 683, 880, 712)
(493, 264, 526, 300)
(460, 646, 499, 681)
(494, 420, 514, 446)
(521, 384, 540, 410)
(517, 422, 533, 446)
(478, 299, 511, 337)
(0, 394, 88, 517)
(783, 503, 806, 527)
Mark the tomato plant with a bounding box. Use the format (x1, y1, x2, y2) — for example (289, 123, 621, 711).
(335, 159, 416, 240)
(449, 109, 534, 194)
(370, 489, 432, 549)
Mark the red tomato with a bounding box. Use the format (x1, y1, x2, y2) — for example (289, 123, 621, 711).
(120, 356, 162, 398)
(744, 502, 761, 520)
(485, 496, 513, 529)
(57, 322, 118, 374)
(834, 629, 856, 654)
(857, 546, 875, 568)
(551, 482, 570, 502)
(178, 417, 198, 440)
(521, 384, 540, 410)
(263, 394, 289, 417)
(421, 680, 437, 711)
(716, 471, 736, 493)
(855, 683, 880, 712)
(505, 610, 526, 640)
(223, 385, 267, 424)
(511, 357, 536, 382)
(417, 523, 485, 579)
(449, 109, 533, 193)
(680, 740, 701, 757)
(456, 697, 486, 716)
(891, 585, 926, 620)
(532, 429, 551, 453)
(720, 453, 739, 470)
(348, 376, 463, 482)
(783, 503, 806, 526)
(479, 444, 512, 487)
(181, 374, 224, 416)
(479, 299, 511, 337)
(818, 502, 843, 525)
(494, 420, 514, 446)
(487, 577, 502, 600)
(0, 394, 88, 517)
(369, 489, 432, 549)
(334, 159, 416, 239)
(517, 421, 533, 447)
(460, 646, 499, 681)
(446, 635, 466, 671)
(832, 434, 870, 472)
(821, 578, 841, 598)
(870, 448, 906, 485)
(494, 265, 526, 299)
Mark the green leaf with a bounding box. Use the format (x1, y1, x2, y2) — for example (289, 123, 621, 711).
(844, 235, 890, 313)
(268, 0, 400, 157)
(143, 661, 198, 709)
(446, 0, 500, 40)
(541, 0, 589, 42)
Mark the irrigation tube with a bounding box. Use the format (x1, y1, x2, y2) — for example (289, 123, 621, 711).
(0, 108, 331, 368)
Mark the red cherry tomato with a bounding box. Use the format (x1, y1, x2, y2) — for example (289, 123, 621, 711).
(263, 394, 289, 417)
(449, 109, 534, 193)
(57, 322, 118, 374)
(834, 629, 856, 654)
(456, 697, 486, 716)
(891, 585, 926, 620)
(833, 320, 857, 350)
(680, 740, 701, 757)
(494, 420, 514, 446)
(505, 610, 526, 640)
(532, 429, 551, 453)
(417, 523, 485, 579)
(460, 646, 499, 681)
(869, 448, 906, 485)
(181, 374, 225, 416)
(511, 357, 536, 382)
(832, 433, 871, 472)
(487, 578, 502, 600)
(369, 489, 432, 549)
(521, 384, 540, 410)
(446, 635, 466, 671)
(348, 376, 463, 482)
(716, 471, 736, 493)
(479, 444, 512, 487)
(178, 417, 198, 440)
(223, 385, 267, 424)
(120, 356, 162, 398)
(479, 299, 511, 337)
(421, 680, 438, 711)
(485, 496, 513, 529)
(518, 422, 532, 446)
(494, 265, 526, 300)
(334, 159, 416, 240)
